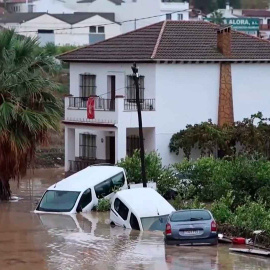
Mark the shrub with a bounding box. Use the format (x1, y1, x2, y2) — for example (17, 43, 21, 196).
(96, 198, 111, 212)
(172, 195, 206, 210)
(118, 150, 164, 184)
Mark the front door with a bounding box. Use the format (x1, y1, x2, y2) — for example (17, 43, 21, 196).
(109, 137, 115, 164)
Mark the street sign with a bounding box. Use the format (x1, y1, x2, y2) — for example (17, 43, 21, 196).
(205, 18, 260, 31)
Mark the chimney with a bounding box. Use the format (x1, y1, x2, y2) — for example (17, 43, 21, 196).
(226, 1, 230, 10)
(217, 26, 231, 57)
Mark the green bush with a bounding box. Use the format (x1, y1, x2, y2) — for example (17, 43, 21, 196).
(172, 195, 206, 210)
(96, 198, 111, 212)
(118, 150, 164, 184)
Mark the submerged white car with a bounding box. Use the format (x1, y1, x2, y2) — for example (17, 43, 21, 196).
(35, 166, 128, 214)
(110, 188, 175, 231)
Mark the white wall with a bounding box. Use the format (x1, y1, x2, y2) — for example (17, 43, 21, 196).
(0, 14, 121, 46)
(155, 63, 220, 165)
(232, 63, 270, 121)
(32, 0, 189, 34)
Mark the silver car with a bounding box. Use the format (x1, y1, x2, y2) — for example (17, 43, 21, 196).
(164, 209, 218, 245)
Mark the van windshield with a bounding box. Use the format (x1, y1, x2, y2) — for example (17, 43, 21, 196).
(37, 190, 80, 212)
(140, 215, 169, 231)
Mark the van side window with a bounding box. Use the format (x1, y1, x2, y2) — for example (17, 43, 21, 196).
(111, 173, 125, 188)
(114, 198, 129, 220)
(130, 213, 140, 230)
(95, 179, 112, 199)
(77, 188, 92, 211)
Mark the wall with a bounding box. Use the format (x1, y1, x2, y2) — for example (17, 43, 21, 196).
(155, 63, 220, 165)
(1, 14, 121, 46)
(232, 63, 270, 121)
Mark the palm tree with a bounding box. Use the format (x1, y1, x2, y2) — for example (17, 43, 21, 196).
(210, 11, 224, 25)
(0, 30, 62, 200)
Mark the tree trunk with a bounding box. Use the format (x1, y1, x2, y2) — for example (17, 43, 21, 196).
(0, 178, 11, 201)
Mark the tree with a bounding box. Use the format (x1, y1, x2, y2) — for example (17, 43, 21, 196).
(0, 30, 62, 200)
(210, 10, 224, 24)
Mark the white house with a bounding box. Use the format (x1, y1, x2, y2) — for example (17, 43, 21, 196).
(22, 0, 190, 33)
(0, 0, 34, 13)
(59, 20, 270, 173)
(0, 12, 121, 46)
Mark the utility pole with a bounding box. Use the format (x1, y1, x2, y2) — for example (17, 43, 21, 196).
(134, 18, 137, 30)
(132, 63, 147, 188)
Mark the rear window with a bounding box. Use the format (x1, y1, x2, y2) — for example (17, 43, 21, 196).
(171, 210, 211, 222)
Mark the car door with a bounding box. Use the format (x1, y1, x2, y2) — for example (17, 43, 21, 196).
(111, 197, 131, 229)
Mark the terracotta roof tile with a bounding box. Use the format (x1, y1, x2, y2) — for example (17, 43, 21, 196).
(59, 20, 270, 62)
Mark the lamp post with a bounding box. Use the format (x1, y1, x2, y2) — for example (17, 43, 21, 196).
(131, 63, 147, 188)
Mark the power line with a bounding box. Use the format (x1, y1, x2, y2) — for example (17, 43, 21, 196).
(18, 9, 190, 33)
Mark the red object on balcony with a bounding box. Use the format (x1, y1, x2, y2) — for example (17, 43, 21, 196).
(87, 97, 95, 119)
(232, 237, 246, 245)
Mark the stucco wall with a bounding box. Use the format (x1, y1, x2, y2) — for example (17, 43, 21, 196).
(155, 63, 220, 165)
(232, 63, 270, 121)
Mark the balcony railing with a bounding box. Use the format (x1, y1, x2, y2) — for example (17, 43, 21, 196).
(68, 97, 115, 111)
(69, 159, 111, 172)
(260, 24, 270, 30)
(124, 99, 155, 111)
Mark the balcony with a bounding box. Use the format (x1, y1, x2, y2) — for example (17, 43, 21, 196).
(124, 99, 155, 111)
(260, 24, 270, 30)
(68, 97, 115, 111)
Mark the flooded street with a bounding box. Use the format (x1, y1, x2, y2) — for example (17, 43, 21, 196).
(0, 169, 270, 270)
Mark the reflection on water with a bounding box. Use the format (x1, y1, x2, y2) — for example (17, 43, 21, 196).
(0, 168, 270, 270)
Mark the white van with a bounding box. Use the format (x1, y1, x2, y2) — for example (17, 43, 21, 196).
(35, 166, 128, 214)
(110, 188, 175, 231)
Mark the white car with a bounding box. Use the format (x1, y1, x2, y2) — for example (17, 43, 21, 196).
(110, 188, 175, 231)
(35, 166, 128, 214)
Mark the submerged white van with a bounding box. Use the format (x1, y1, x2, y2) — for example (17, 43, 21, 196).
(110, 188, 175, 231)
(35, 166, 128, 214)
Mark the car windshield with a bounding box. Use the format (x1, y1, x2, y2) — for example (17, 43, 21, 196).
(37, 190, 80, 212)
(141, 215, 169, 231)
(171, 210, 211, 222)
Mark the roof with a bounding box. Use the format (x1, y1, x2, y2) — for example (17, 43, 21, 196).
(59, 20, 270, 62)
(0, 12, 116, 24)
(77, 0, 123, 4)
(48, 166, 125, 192)
(115, 188, 175, 218)
(242, 9, 270, 17)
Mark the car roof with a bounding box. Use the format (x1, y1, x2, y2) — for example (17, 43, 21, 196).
(48, 166, 124, 192)
(115, 188, 175, 218)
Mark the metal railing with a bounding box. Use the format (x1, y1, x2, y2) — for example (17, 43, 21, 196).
(68, 97, 115, 111)
(69, 159, 110, 172)
(124, 99, 155, 111)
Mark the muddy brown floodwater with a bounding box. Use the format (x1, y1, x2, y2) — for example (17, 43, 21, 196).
(0, 168, 270, 270)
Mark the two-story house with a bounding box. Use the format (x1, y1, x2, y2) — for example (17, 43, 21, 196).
(59, 20, 270, 174)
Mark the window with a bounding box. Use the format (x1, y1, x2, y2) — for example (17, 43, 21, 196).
(260, 19, 263, 25)
(111, 173, 125, 188)
(80, 74, 96, 97)
(89, 26, 105, 44)
(37, 191, 80, 212)
(267, 19, 270, 25)
(76, 188, 92, 212)
(126, 75, 144, 102)
(114, 198, 129, 220)
(98, 26, 105, 33)
(90, 26, 96, 33)
(170, 210, 211, 222)
(95, 179, 112, 199)
(94, 173, 125, 199)
(178, 13, 183, 20)
(37, 30, 55, 46)
(166, 13, 172, 20)
(130, 213, 140, 230)
(127, 135, 140, 157)
(141, 215, 169, 231)
(79, 134, 96, 159)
